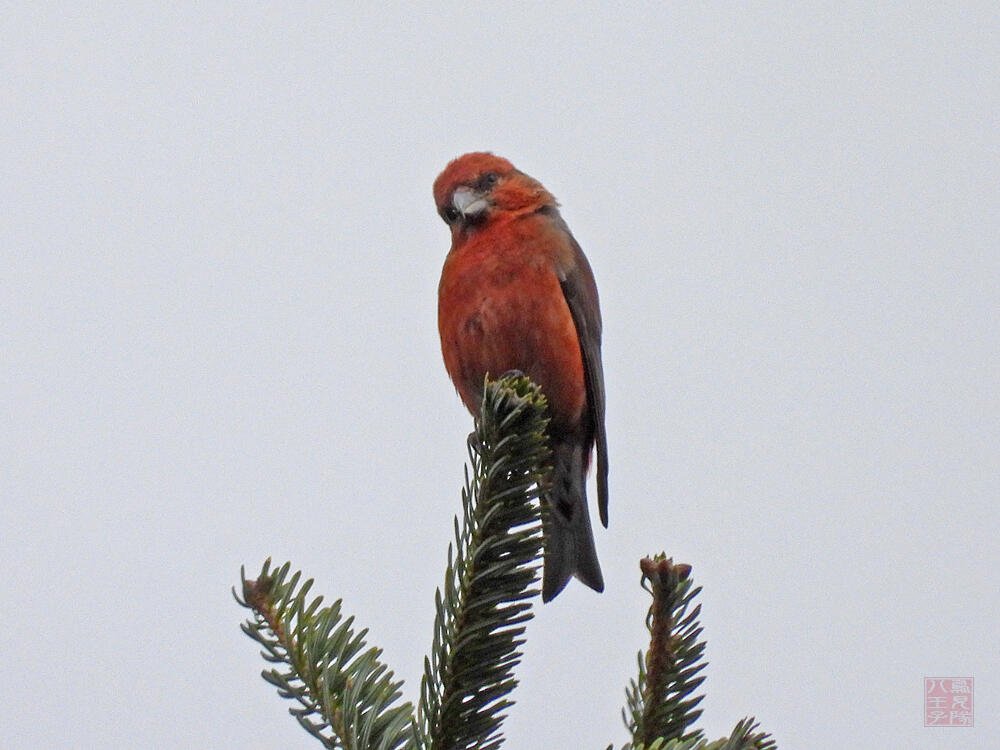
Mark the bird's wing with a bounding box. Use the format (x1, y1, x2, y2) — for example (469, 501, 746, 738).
(547, 209, 610, 527)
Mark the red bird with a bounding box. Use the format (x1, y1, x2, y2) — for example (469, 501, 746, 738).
(434, 152, 608, 601)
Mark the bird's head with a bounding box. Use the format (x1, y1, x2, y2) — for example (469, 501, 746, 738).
(433, 152, 557, 236)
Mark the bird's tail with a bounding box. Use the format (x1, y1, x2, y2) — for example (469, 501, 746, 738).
(541, 439, 604, 602)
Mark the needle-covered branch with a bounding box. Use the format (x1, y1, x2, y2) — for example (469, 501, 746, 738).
(624, 555, 706, 746)
(417, 374, 550, 750)
(234, 560, 415, 750)
(621, 556, 775, 750)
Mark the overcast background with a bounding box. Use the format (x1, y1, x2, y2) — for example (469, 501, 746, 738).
(3, 3, 997, 748)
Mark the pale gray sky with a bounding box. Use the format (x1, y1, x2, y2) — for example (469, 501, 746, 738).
(3, 3, 998, 748)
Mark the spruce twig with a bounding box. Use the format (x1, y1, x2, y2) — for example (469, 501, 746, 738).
(704, 717, 777, 750)
(624, 555, 707, 747)
(621, 556, 776, 750)
(417, 375, 550, 750)
(234, 560, 415, 750)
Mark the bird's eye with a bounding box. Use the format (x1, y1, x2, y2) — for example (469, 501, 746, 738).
(442, 206, 461, 224)
(478, 172, 500, 190)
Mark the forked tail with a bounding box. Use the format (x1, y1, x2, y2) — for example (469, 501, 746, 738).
(541, 439, 604, 601)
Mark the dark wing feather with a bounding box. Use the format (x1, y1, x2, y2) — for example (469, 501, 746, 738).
(548, 211, 610, 527)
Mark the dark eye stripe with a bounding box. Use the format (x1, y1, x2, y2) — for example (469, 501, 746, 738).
(476, 172, 499, 190)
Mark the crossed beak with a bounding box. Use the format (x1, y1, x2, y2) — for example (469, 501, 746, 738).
(451, 187, 490, 219)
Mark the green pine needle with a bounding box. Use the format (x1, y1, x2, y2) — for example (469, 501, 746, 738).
(621, 557, 776, 750)
(624, 716, 775, 750)
(417, 375, 550, 750)
(624, 555, 707, 748)
(703, 718, 777, 750)
(234, 560, 415, 750)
